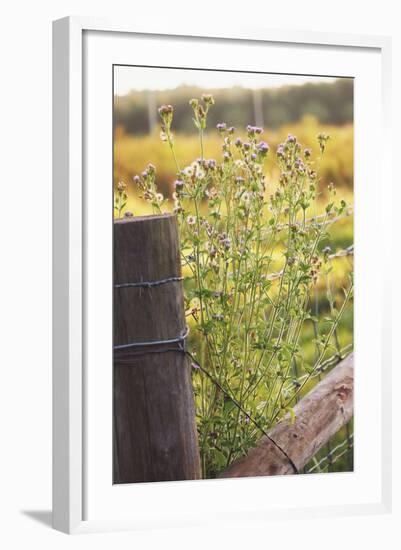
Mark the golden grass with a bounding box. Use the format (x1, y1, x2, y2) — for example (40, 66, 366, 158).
(114, 116, 354, 198)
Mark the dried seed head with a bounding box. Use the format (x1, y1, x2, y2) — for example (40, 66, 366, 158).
(158, 104, 173, 117)
(174, 179, 184, 189)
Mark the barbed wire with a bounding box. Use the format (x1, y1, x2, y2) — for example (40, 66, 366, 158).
(261, 206, 354, 239)
(265, 243, 354, 282)
(328, 244, 354, 260)
(307, 432, 353, 474)
(290, 344, 353, 388)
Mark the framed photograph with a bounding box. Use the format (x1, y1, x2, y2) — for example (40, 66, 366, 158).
(52, 17, 392, 534)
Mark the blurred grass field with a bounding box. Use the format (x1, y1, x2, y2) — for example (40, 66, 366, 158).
(114, 115, 353, 200)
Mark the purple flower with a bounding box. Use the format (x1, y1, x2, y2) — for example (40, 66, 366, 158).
(221, 237, 231, 249)
(295, 158, 305, 172)
(133, 175, 141, 184)
(251, 153, 257, 160)
(257, 141, 269, 154)
(216, 122, 227, 132)
(243, 142, 251, 151)
(141, 170, 149, 179)
(247, 125, 263, 136)
(207, 159, 217, 170)
(228, 126, 235, 134)
(174, 179, 184, 189)
(287, 134, 296, 144)
(234, 137, 242, 147)
(276, 145, 285, 158)
(304, 148, 312, 158)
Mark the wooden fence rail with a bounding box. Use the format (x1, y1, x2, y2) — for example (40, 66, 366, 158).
(220, 352, 354, 478)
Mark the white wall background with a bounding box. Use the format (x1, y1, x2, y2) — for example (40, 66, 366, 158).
(0, 0, 398, 548)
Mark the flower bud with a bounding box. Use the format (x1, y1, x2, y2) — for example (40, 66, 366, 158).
(158, 104, 173, 117)
(158, 104, 174, 129)
(201, 93, 214, 106)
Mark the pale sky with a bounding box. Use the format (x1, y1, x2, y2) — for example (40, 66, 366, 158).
(114, 66, 338, 95)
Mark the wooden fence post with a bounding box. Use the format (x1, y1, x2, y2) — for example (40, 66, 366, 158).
(113, 213, 201, 484)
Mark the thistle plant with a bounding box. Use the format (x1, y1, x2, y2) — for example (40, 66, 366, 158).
(132, 163, 165, 213)
(129, 95, 353, 478)
(114, 181, 128, 219)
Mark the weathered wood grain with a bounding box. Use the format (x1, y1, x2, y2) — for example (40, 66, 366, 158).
(113, 214, 201, 484)
(220, 353, 354, 478)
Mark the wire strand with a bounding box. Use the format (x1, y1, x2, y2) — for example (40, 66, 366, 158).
(114, 275, 183, 289)
(113, 325, 189, 351)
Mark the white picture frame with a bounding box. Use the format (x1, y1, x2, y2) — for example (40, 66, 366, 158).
(52, 16, 392, 534)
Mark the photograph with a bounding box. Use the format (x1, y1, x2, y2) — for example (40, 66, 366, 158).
(112, 65, 354, 484)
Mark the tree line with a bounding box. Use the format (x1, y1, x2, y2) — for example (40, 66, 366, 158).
(114, 79, 353, 135)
